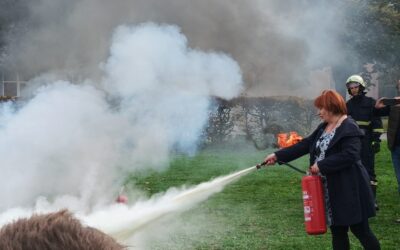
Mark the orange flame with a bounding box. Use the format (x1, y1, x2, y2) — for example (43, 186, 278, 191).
(277, 131, 303, 148)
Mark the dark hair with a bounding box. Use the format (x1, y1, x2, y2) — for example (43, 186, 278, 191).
(314, 89, 347, 115)
(0, 210, 126, 250)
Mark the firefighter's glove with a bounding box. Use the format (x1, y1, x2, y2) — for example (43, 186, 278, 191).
(372, 141, 380, 154)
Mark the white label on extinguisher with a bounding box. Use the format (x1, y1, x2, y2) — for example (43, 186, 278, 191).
(305, 217, 311, 221)
(304, 206, 311, 213)
(303, 191, 309, 199)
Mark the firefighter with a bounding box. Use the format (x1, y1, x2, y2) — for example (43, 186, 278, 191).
(346, 74, 384, 210)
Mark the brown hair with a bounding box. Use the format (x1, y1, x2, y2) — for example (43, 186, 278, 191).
(314, 89, 347, 115)
(0, 210, 126, 250)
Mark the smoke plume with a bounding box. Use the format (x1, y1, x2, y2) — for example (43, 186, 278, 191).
(0, 22, 242, 211)
(1, 0, 347, 97)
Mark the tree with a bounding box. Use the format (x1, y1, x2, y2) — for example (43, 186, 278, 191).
(334, 0, 400, 93)
(204, 98, 235, 144)
(0, 0, 30, 71)
(238, 96, 318, 149)
(241, 97, 276, 149)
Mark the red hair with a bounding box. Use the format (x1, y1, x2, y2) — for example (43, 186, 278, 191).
(314, 90, 347, 115)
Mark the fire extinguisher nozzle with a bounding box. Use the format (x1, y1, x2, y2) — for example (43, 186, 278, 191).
(256, 161, 267, 169)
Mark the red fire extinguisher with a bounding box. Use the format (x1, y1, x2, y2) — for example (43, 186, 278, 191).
(257, 161, 327, 235)
(301, 174, 327, 235)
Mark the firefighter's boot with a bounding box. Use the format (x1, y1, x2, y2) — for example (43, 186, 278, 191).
(371, 181, 379, 211)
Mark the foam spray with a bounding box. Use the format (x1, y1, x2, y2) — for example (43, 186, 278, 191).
(87, 165, 258, 242)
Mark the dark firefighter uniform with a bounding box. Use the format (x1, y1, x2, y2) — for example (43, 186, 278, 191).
(346, 75, 384, 209)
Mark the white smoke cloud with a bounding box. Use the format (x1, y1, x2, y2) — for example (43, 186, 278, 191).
(103, 23, 242, 155)
(0, 82, 122, 209)
(104, 23, 242, 99)
(0, 23, 243, 212)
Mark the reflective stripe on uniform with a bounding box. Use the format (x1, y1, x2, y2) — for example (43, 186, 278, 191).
(373, 128, 384, 133)
(356, 120, 371, 126)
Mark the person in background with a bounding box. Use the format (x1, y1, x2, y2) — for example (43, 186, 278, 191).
(375, 79, 400, 224)
(0, 210, 126, 250)
(264, 90, 380, 250)
(345, 75, 383, 210)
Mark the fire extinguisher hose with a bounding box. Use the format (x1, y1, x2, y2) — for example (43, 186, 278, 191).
(277, 161, 307, 175)
(256, 160, 307, 175)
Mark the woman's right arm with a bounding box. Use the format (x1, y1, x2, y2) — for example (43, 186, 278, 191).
(274, 136, 311, 164)
(263, 124, 322, 165)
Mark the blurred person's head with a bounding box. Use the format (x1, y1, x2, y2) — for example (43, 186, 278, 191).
(0, 210, 126, 250)
(314, 89, 347, 123)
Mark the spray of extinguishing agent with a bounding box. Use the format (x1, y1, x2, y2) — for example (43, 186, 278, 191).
(109, 161, 326, 240)
(257, 161, 327, 235)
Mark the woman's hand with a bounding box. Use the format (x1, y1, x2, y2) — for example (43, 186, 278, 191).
(310, 163, 320, 174)
(263, 153, 277, 165)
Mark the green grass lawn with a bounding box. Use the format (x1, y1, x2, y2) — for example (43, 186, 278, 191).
(126, 142, 400, 249)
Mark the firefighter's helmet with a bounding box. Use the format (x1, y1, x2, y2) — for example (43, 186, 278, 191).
(346, 75, 366, 87)
(346, 74, 366, 95)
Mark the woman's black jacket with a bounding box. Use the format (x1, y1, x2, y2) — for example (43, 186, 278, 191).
(274, 117, 376, 226)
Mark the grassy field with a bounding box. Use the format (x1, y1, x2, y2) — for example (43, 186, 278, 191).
(127, 141, 400, 249)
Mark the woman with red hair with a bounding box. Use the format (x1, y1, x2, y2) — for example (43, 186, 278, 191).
(264, 90, 380, 249)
